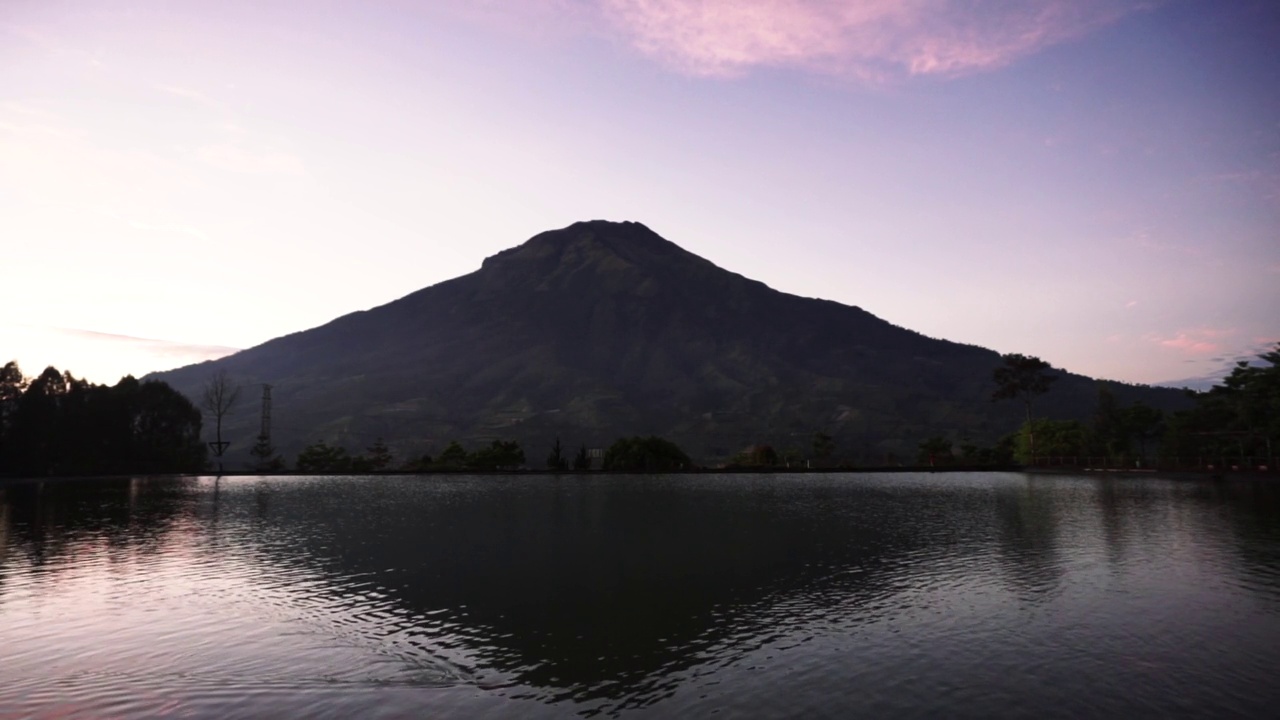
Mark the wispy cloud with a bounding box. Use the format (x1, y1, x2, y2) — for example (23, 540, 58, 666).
(1128, 228, 1206, 258)
(156, 84, 226, 113)
(1155, 336, 1279, 389)
(1146, 327, 1237, 355)
(470, 1, 1150, 81)
(1, 324, 239, 385)
(196, 143, 306, 176)
(52, 327, 237, 356)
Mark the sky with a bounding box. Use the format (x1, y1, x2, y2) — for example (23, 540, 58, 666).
(2, 0, 1277, 389)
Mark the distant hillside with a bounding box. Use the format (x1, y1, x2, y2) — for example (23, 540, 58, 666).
(149, 220, 1188, 465)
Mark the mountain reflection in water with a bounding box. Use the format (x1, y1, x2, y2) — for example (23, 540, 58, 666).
(1, 473, 1279, 718)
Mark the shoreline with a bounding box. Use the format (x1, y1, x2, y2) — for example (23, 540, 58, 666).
(3, 464, 1276, 487)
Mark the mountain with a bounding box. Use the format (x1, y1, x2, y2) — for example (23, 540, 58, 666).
(149, 220, 1188, 465)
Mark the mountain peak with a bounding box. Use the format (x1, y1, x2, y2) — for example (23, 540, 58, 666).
(148, 220, 1191, 464)
(480, 220, 704, 276)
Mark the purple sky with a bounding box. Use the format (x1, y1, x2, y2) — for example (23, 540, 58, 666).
(2, 0, 1277, 388)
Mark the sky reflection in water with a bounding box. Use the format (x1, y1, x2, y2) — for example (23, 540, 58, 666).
(1, 473, 1279, 718)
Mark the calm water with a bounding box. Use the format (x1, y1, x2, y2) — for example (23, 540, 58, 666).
(2, 472, 1278, 718)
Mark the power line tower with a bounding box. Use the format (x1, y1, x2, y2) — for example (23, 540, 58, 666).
(260, 384, 273, 441)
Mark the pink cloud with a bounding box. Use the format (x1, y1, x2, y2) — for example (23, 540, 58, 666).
(1147, 327, 1237, 356)
(444, 1, 1148, 81)
(590, 0, 1146, 80)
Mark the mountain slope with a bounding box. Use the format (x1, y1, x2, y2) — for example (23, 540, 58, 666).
(151, 220, 1187, 464)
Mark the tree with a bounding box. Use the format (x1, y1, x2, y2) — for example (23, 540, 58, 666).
(1091, 384, 1129, 456)
(400, 453, 433, 472)
(730, 444, 778, 467)
(129, 379, 207, 473)
(992, 353, 1057, 462)
(811, 432, 835, 463)
(1014, 419, 1089, 463)
(0, 361, 25, 428)
(250, 434, 286, 472)
(1, 366, 203, 476)
(468, 440, 525, 470)
(1121, 402, 1163, 464)
(0, 361, 27, 470)
(1162, 343, 1280, 464)
(436, 440, 468, 468)
(917, 436, 953, 466)
(6, 366, 74, 474)
(547, 437, 567, 471)
(364, 437, 393, 471)
(573, 444, 591, 471)
(200, 370, 241, 473)
(601, 436, 691, 472)
(295, 441, 352, 473)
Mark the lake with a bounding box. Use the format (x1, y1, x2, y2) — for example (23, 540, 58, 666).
(2, 472, 1278, 718)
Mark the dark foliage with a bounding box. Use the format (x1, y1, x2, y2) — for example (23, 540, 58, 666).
(363, 438, 393, 471)
(728, 444, 778, 467)
(0, 362, 206, 476)
(468, 440, 526, 470)
(917, 436, 953, 465)
(295, 441, 352, 473)
(602, 436, 691, 472)
(547, 437, 567, 471)
(573, 444, 591, 470)
(436, 441, 469, 468)
(992, 353, 1057, 422)
(1162, 344, 1280, 462)
(250, 434, 287, 472)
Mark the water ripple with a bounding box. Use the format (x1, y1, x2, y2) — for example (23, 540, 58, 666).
(2, 473, 1280, 718)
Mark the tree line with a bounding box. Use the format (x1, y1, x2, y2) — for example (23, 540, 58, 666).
(286, 434, 692, 473)
(917, 345, 1280, 468)
(0, 361, 206, 476)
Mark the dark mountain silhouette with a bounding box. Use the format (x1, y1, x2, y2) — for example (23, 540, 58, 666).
(149, 220, 1187, 464)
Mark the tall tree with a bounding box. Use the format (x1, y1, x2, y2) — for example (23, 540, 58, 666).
(201, 370, 241, 473)
(250, 434, 285, 472)
(1122, 402, 1164, 464)
(0, 361, 27, 469)
(1091, 384, 1128, 456)
(0, 361, 25, 424)
(6, 367, 73, 474)
(130, 378, 207, 473)
(364, 437, 393, 471)
(992, 353, 1057, 462)
(547, 437, 567, 471)
(573, 444, 591, 471)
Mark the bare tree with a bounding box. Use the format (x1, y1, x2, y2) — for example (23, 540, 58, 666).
(201, 370, 241, 473)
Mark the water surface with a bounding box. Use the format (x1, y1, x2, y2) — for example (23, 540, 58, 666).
(2, 472, 1278, 718)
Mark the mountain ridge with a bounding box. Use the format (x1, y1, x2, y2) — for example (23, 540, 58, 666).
(149, 220, 1188, 464)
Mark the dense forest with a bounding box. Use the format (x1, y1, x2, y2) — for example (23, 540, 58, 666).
(0, 361, 206, 476)
(922, 345, 1280, 468)
(2, 343, 1274, 477)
